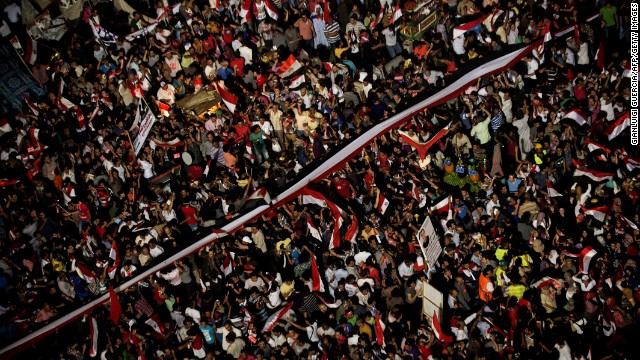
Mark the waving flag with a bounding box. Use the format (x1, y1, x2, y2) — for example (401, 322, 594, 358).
(23, 95, 40, 116)
(344, 215, 359, 243)
(301, 188, 349, 249)
(307, 218, 322, 241)
(563, 246, 597, 274)
(605, 112, 630, 140)
(265, 0, 279, 20)
(145, 314, 165, 334)
(373, 191, 388, 215)
(573, 168, 614, 182)
(398, 124, 450, 160)
(277, 54, 302, 78)
(431, 311, 453, 345)
(375, 313, 386, 347)
(239, 0, 252, 24)
(88, 315, 98, 357)
(545, 180, 562, 197)
(109, 286, 122, 324)
(581, 205, 608, 222)
(107, 240, 119, 280)
(289, 74, 307, 91)
(563, 108, 588, 126)
(214, 81, 238, 113)
(311, 255, 324, 292)
(248, 187, 271, 203)
(389, 3, 402, 26)
(430, 196, 451, 214)
(262, 302, 294, 332)
(621, 216, 639, 231)
(323, 1, 331, 23)
(90, 20, 118, 45)
(586, 139, 610, 153)
(76, 264, 96, 283)
(370, 7, 384, 29)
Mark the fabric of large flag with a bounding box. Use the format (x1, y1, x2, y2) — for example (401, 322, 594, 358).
(605, 111, 630, 140)
(109, 286, 122, 324)
(563, 109, 588, 126)
(277, 54, 302, 78)
(573, 163, 615, 182)
(88, 315, 98, 357)
(563, 246, 597, 274)
(311, 255, 323, 292)
(453, 14, 490, 38)
(399, 124, 450, 160)
(214, 81, 238, 113)
(431, 311, 453, 345)
(262, 302, 294, 332)
(581, 205, 608, 222)
(0, 42, 547, 360)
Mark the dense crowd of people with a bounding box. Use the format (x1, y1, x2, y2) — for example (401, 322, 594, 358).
(0, 0, 638, 359)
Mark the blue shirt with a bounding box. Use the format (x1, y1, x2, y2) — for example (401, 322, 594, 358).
(507, 178, 522, 192)
(217, 67, 234, 80)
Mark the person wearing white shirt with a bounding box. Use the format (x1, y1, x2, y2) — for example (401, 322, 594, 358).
(4, 2, 21, 24)
(217, 322, 243, 351)
(156, 266, 181, 286)
(254, 118, 274, 136)
(572, 274, 596, 292)
(137, 154, 155, 179)
(397, 259, 415, 280)
(238, 44, 253, 65)
(486, 193, 501, 215)
(157, 82, 176, 105)
(524, 56, 539, 80)
(599, 95, 615, 121)
(499, 91, 513, 123)
(453, 35, 466, 55)
(149, 242, 165, 259)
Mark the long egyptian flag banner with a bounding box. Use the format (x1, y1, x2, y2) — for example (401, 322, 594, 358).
(0, 41, 541, 358)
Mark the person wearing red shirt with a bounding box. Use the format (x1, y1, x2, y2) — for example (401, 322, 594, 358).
(330, 173, 355, 199)
(180, 202, 199, 231)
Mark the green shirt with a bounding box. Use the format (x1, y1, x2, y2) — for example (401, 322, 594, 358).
(600, 6, 617, 27)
